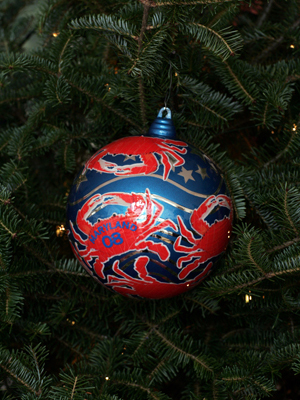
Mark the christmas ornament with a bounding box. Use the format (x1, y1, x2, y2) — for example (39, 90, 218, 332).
(67, 108, 233, 299)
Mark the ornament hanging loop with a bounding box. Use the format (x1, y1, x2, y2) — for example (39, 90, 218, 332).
(158, 107, 172, 119)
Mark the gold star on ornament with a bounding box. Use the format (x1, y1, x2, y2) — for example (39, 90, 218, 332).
(123, 155, 136, 162)
(195, 165, 209, 180)
(178, 167, 195, 183)
(75, 170, 88, 191)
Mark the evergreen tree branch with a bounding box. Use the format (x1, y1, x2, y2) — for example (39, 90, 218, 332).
(30, 346, 43, 393)
(56, 270, 89, 277)
(158, 310, 181, 325)
(186, 96, 228, 122)
(244, 380, 272, 396)
(53, 335, 86, 358)
(212, 380, 221, 400)
(58, 33, 74, 75)
(78, 285, 116, 301)
(9, 202, 55, 262)
(69, 15, 138, 40)
(73, 324, 107, 341)
(184, 296, 217, 314)
(0, 363, 41, 396)
(262, 102, 269, 127)
(223, 376, 271, 396)
(138, 77, 147, 130)
(138, 0, 157, 6)
(65, 77, 141, 130)
(24, 293, 67, 300)
(284, 189, 299, 236)
(243, 192, 272, 229)
(190, 22, 236, 56)
(6, 288, 10, 318)
(212, 267, 300, 296)
(223, 60, 255, 103)
(147, 357, 169, 381)
(138, 4, 150, 130)
(132, 332, 151, 357)
(0, 218, 17, 238)
(138, 6, 150, 51)
(267, 237, 300, 253)
(186, 120, 208, 128)
(22, 244, 88, 276)
(223, 172, 240, 221)
(138, 0, 236, 6)
(180, 24, 242, 60)
(222, 375, 243, 382)
(247, 238, 266, 275)
(38, 0, 70, 31)
(263, 128, 297, 168)
(0, 137, 10, 152)
(255, 18, 300, 63)
(0, 95, 37, 105)
(23, 244, 56, 271)
(286, 74, 300, 83)
(256, 0, 274, 29)
(152, 328, 214, 373)
(11, 204, 26, 219)
(113, 379, 162, 400)
(231, 378, 270, 396)
(11, 269, 88, 278)
(0, 254, 7, 270)
(11, 269, 53, 277)
(70, 375, 78, 400)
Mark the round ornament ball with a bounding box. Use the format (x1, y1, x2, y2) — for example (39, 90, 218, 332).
(66, 108, 233, 299)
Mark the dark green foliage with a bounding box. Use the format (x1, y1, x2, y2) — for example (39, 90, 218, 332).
(0, 0, 300, 399)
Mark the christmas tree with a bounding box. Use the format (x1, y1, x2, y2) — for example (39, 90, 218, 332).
(1, 0, 300, 398)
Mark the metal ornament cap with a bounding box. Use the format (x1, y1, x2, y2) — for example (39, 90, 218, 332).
(147, 107, 176, 139)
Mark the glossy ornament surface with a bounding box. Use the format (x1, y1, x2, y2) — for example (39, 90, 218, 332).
(67, 108, 233, 299)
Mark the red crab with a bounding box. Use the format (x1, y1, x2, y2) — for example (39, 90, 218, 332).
(68, 189, 177, 280)
(106, 256, 212, 299)
(174, 195, 233, 280)
(83, 136, 188, 180)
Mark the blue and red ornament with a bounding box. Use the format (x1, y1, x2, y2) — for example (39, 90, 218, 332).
(66, 108, 233, 299)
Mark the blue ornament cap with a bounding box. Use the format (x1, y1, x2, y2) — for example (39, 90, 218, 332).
(147, 107, 176, 139)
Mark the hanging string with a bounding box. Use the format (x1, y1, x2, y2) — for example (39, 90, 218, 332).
(164, 61, 173, 109)
(164, 53, 183, 111)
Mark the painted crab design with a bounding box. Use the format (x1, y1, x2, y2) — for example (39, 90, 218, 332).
(68, 189, 177, 282)
(106, 256, 213, 299)
(83, 136, 188, 180)
(174, 195, 233, 280)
